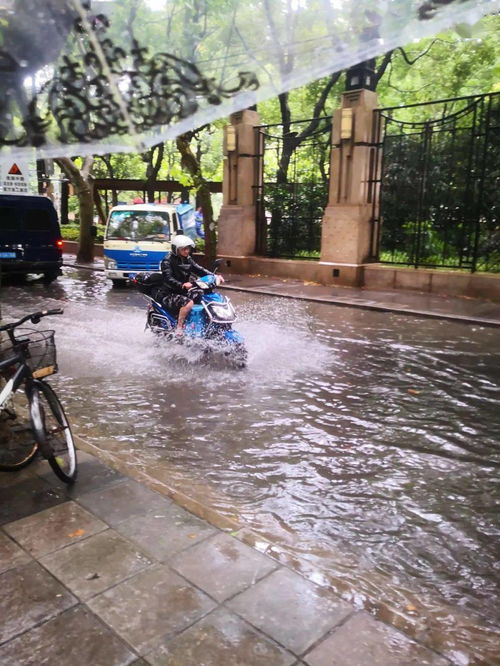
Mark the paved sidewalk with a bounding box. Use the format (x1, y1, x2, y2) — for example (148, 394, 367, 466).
(1, 450, 453, 666)
(64, 254, 500, 326)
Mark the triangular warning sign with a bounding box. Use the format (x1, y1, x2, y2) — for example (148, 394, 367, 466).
(8, 163, 22, 175)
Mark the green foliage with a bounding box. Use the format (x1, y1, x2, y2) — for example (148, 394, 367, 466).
(264, 181, 327, 257)
(61, 225, 104, 244)
(376, 15, 500, 112)
(60, 225, 80, 241)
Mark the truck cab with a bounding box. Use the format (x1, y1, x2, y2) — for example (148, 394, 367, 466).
(103, 203, 183, 287)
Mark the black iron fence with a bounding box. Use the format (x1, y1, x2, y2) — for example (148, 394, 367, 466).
(372, 92, 500, 272)
(254, 117, 331, 258)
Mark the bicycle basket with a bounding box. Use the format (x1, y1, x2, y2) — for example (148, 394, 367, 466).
(15, 329, 58, 379)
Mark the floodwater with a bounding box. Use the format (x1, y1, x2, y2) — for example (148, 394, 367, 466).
(2, 268, 499, 656)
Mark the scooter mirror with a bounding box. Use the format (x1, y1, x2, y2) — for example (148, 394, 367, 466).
(213, 258, 225, 272)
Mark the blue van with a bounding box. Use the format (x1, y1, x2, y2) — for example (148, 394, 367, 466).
(0, 194, 63, 282)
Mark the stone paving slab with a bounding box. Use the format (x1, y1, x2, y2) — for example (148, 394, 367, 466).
(0, 605, 138, 666)
(4, 500, 108, 558)
(0, 529, 32, 574)
(40, 529, 153, 601)
(37, 449, 127, 497)
(0, 476, 67, 526)
(0, 561, 77, 644)
(302, 611, 450, 666)
(227, 567, 353, 656)
(0, 466, 37, 488)
(77, 478, 173, 526)
(113, 501, 216, 562)
(88, 564, 217, 655)
(144, 607, 296, 666)
(170, 532, 279, 602)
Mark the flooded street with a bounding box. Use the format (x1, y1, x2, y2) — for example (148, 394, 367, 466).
(2, 267, 499, 644)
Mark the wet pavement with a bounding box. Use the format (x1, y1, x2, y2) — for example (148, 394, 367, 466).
(63, 254, 500, 327)
(1, 256, 499, 664)
(0, 451, 452, 666)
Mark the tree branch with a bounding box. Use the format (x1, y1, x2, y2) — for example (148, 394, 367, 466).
(375, 50, 395, 86)
(397, 39, 439, 65)
(296, 71, 341, 142)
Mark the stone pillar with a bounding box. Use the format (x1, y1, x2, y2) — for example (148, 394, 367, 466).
(217, 109, 260, 256)
(320, 89, 379, 284)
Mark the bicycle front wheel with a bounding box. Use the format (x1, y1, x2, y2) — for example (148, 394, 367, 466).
(0, 387, 39, 471)
(35, 381, 77, 483)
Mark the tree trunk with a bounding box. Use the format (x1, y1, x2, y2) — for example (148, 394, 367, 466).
(176, 133, 216, 263)
(93, 187, 107, 226)
(144, 144, 164, 203)
(56, 157, 95, 263)
(99, 155, 117, 207)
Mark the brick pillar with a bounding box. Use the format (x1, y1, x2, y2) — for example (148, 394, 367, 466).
(217, 109, 260, 256)
(320, 89, 379, 285)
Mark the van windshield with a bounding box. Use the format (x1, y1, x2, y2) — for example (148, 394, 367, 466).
(106, 210, 171, 241)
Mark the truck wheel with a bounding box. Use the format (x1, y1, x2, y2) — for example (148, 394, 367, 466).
(111, 279, 127, 288)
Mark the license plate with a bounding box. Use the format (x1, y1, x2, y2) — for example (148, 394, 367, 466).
(0, 252, 16, 259)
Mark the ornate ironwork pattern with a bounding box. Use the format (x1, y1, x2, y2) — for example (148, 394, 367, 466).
(371, 93, 500, 273)
(254, 117, 332, 259)
(0, 11, 259, 148)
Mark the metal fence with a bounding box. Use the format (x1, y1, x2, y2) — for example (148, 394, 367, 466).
(371, 92, 500, 272)
(254, 117, 332, 258)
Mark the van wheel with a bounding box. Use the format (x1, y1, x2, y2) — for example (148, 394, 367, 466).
(43, 271, 59, 284)
(111, 279, 127, 288)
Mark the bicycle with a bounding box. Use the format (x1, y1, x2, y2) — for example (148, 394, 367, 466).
(0, 308, 77, 483)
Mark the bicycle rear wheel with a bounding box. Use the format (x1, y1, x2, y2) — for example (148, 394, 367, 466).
(35, 380, 77, 483)
(0, 388, 39, 471)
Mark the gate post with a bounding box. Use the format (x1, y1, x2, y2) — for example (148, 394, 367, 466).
(320, 89, 379, 284)
(217, 109, 260, 256)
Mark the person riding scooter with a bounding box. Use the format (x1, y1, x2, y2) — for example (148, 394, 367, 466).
(157, 235, 224, 336)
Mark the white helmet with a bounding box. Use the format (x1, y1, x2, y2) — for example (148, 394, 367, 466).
(172, 234, 195, 254)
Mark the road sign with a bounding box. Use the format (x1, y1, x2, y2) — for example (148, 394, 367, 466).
(0, 160, 36, 195)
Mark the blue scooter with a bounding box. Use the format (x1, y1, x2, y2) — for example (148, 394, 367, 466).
(133, 261, 247, 368)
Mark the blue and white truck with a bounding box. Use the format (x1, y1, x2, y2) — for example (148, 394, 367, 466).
(103, 203, 197, 287)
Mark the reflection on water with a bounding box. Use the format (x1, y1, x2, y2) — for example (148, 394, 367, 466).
(2, 270, 500, 643)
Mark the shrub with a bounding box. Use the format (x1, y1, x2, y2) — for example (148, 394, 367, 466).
(60, 226, 104, 243)
(60, 226, 80, 241)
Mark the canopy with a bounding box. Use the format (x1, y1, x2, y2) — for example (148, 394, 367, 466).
(0, 0, 495, 162)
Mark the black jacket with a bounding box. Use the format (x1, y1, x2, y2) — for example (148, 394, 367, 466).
(160, 252, 211, 294)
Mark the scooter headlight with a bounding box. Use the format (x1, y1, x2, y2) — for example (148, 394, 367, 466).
(208, 301, 236, 322)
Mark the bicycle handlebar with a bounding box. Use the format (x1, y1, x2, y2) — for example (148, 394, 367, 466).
(0, 308, 64, 332)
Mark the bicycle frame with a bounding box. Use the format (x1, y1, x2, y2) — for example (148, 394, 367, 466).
(0, 352, 30, 407)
